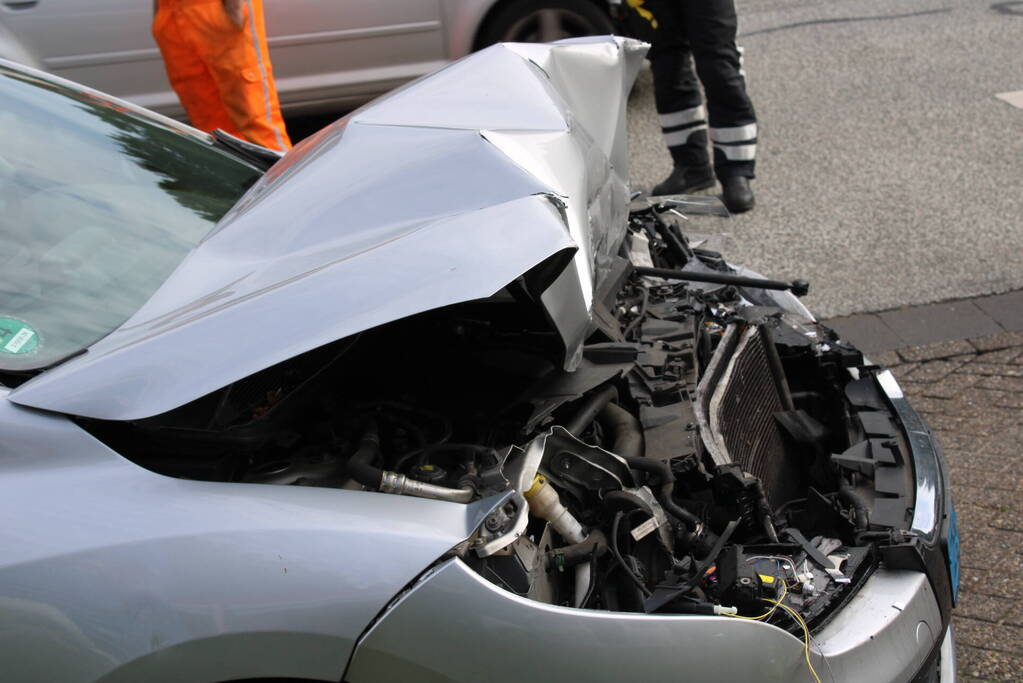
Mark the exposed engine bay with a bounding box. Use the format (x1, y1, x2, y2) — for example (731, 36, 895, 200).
(81, 201, 918, 634)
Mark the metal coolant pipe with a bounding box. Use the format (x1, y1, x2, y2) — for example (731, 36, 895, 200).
(379, 471, 474, 503)
(524, 474, 592, 607)
(348, 423, 474, 503)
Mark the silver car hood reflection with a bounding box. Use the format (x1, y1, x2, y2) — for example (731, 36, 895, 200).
(11, 37, 647, 421)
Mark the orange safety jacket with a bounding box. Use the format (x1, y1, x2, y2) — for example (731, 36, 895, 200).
(153, 0, 291, 151)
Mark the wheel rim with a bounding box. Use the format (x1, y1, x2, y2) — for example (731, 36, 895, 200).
(500, 8, 600, 43)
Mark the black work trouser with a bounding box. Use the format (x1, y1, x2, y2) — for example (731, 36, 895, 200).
(644, 0, 757, 179)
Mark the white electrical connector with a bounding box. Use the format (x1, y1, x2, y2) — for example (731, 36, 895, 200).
(714, 605, 739, 616)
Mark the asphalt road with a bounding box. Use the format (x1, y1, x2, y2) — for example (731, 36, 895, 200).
(626, 0, 1023, 318)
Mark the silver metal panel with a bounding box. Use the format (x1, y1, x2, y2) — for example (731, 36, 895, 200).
(11, 37, 648, 421)
(345, 558, 821, 683)
(813, 570, 943, 683)
(0, 394, 486, 682)
(347, 559, 945, 683)
(940, 625, 957, 683)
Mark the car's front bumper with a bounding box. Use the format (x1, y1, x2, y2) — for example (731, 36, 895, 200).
(344, 562, 951, 683)
(343, 369, 958, 683)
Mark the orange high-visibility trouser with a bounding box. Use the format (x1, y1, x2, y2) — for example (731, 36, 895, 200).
(153, 0, 291, 151)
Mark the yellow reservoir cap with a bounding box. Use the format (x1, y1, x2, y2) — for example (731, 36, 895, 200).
(524, 474, 547, 498)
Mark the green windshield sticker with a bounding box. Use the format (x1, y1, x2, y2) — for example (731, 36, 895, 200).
(0, 317, 39, 355)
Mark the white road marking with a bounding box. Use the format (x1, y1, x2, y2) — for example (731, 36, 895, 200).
(995, 90, 1023, 109)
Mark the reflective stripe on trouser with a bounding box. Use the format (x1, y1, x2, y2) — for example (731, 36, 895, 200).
(711, 123, 756, 162)
(153, 0, 291, 150)
(659, 104, 709, 168)
(643, 0, 756, 178)
(660, 105, 707, 147)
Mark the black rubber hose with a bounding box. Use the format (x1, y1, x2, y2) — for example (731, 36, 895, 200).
(546, 530, 608, 569)
(610, 511, 652, 598)
(564, 385, 618, 436)
(599, 403, 643, 460)
(622, 287, 649, 341)
(599, 404, 702, 532)
(839, 481, 871, 531)
(346, 421, 384, 489)
(753, 479, 780, 543)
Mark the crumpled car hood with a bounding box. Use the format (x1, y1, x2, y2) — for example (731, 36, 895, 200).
(11, 36, 647, 421)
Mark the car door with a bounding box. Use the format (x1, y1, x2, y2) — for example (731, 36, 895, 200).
(0, 0, 176, 112)
(262, 0, 447, 112)
(0, 0, 449, 117)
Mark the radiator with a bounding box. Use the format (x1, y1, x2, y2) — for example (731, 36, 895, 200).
(695, 324, 797, 507)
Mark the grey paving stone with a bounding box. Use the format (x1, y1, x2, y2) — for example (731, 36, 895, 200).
(899, 340, 979, 362)
(971, 331, 1023, 352)
(977, 347, 1023, 364)
(987, 391, 1023, 410)
(865, 349, 901, 367)
(977, 376, 1023, 393)
(955, 616, 1023, 655)
(965, 364, 1023, 378)
(909, 395, 955, 415)
(823, 314, 903, 353)
(910, 359, 969, 382)
(956, 642, 1023, 682)
(917, 373, 982, 399)
(948, 466, 1023, 494)
(880, 301, 1004, 346)
(929, 430, 984, 453)
(921, 399, 1021, 424)
(962, 567, 1023, 600)
(956, 591, 1015, 623)
(959, 501, 1000, 530)
(976, 291, 1023, 333)
(991, 516, 1023, 535)
(890, 362, 921, 382)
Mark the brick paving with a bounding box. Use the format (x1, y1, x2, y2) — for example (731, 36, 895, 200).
(827, 293, 1023, 682)
(888, 337, 1023, 682)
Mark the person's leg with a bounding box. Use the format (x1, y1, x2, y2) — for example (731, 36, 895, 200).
(152, 2, 237, 135)
(178, 0, 291, 151)
(684, 0, 756, 211)
(644, 0, 714, 195)
(685, 0, 756, 178)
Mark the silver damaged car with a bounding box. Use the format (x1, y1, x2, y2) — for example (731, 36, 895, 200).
(0, 37, 958, 683)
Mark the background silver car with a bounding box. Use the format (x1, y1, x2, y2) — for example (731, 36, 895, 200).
(0, 35, 956, 682)
(0, 0, 616, 116)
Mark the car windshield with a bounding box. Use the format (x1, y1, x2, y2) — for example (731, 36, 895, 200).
(0, 65, 263, 372)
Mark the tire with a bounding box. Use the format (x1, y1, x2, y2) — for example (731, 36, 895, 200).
(477, 0, 616, 48)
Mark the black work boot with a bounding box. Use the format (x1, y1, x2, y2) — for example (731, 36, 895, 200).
(720, 176, 754, 213)
(651, 165, 715, 196)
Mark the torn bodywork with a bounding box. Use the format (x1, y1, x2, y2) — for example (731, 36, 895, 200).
(75, 199, 919, 634)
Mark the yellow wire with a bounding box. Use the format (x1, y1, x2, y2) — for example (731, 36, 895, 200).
(768, 600, 823, 683)
(722, 581, 822, 683)
(725, 581, 788, 621)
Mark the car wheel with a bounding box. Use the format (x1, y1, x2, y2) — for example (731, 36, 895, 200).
(477, 0, 615, 48)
